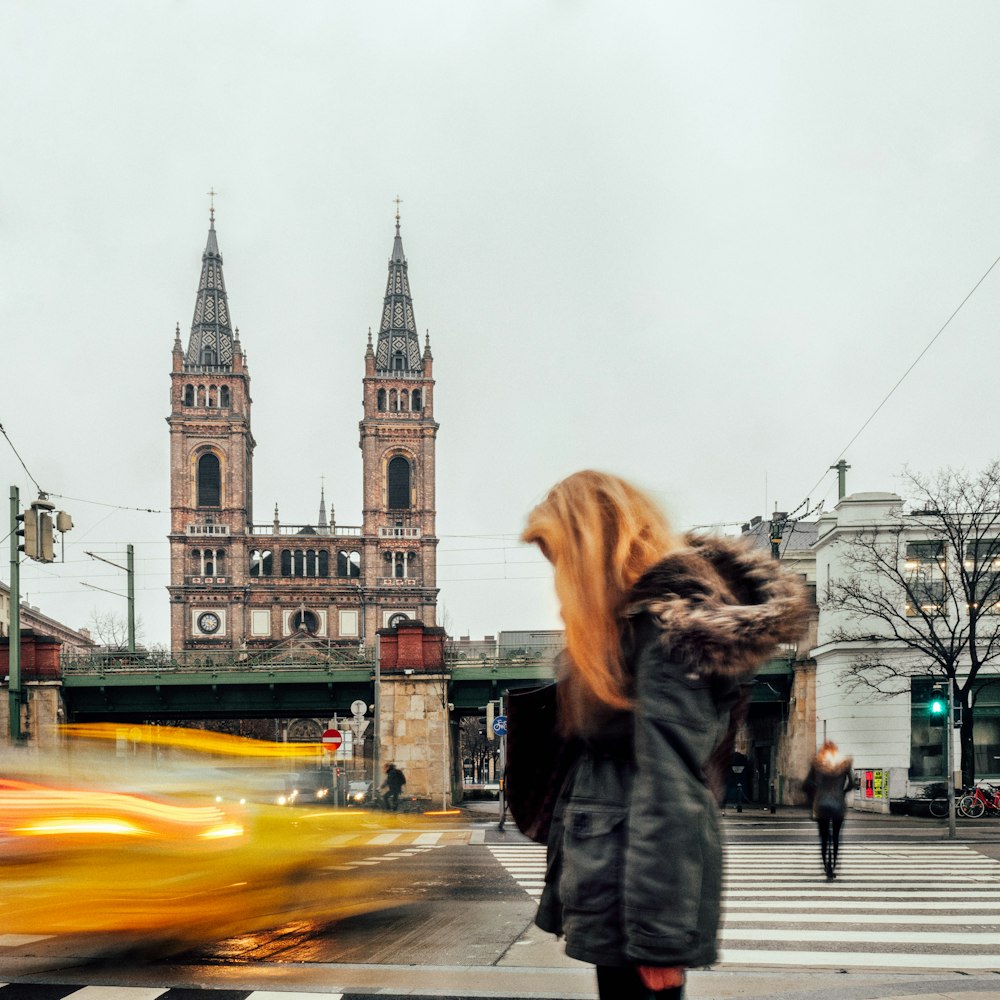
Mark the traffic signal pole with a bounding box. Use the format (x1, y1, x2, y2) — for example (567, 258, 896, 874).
(946, 678, 956, 840)
(8, 486, 22, 742)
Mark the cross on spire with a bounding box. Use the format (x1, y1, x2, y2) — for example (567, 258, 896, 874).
(207, 187, 218, 222)
(394, 195, 402, 229)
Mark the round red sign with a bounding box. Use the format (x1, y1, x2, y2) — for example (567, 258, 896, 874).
(321, 728, 343, 751)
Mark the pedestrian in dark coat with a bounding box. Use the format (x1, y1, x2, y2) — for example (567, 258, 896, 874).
(382, 763, 406, 811)
(522, 471, 809, 1000)
(802, 742, 853, 879)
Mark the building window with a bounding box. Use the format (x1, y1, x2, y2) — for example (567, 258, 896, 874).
(393, 351, 405, 370)
(281, 550, 292, 576)
(411, 389, 422, 411)
(183, 384, 195, 406)
(197, 453, 221, 507)
(220, 385, 230, 407)
(250, 549, 273, 576)
(337, 549, 362, 577)
(905, 541, 946, 617)
(339, 609, 359, 637)
(377, 388, 386, 411)
(387, 456, 411, 510)
(318, 550, 329, 577)
(208, 384, 217, 407)
(197, 384, 206, 406)
(201, 345, 217, 366)
(389, 389, 398, 411)
(965, 539, 1000, 613)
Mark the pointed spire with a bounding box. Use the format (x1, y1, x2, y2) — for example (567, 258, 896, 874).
(375, 203, 422, 373)
(423, 330, 433, 362)
(318, 478, 328, 531)
(365, 327, 374, 358)
(173, 322, 182, 352)
(184, 206, 235, 370)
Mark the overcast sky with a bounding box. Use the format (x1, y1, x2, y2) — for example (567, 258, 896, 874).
(3, 2, 1000, 646)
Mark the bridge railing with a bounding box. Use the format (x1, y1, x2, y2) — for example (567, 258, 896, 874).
(60, 648, 376, 674)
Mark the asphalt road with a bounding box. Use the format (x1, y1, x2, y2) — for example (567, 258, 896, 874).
(3, 809, 1000, 999)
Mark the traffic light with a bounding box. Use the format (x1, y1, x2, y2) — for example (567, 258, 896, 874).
(929, 687, 946, 728)
(20, 506, 37, 558)
(18, 497, 64, 563)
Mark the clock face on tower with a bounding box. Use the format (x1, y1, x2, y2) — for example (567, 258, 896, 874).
(197, 611, 221, 635)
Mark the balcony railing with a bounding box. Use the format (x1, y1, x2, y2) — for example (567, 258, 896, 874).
(378, 526, 421, 538)
(250, 524, 363, 537)
(188, 524, 230, 536)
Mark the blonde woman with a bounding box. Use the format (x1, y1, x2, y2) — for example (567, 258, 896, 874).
(522, 471, 808, 1000)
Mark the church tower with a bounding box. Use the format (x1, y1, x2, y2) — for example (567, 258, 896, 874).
(359, 210, 439, 637)
(166, 208, 254, 650)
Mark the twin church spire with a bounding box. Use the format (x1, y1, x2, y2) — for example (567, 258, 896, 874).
(184, 208, 236, 369)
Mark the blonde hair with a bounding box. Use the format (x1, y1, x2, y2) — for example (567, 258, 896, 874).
(522, 470, 680, 732)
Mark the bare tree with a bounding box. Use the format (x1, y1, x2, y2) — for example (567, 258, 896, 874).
(88, 609, 144, 651)
(459, 715, 499, 784)
(823, 462, 1000, 785)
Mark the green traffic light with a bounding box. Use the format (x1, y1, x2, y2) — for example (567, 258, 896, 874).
(930, 698, 945, 715)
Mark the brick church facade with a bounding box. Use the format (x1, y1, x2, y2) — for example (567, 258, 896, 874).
(166, 208, 439, 654)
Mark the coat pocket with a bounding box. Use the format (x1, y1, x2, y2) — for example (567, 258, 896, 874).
(560, 804, 626, 914)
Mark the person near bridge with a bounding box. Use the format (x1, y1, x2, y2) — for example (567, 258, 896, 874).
(382, 762, 406, 811)
(803, 741, 853, 880)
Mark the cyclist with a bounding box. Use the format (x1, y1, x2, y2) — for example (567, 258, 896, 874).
(803, 741, 854, 880)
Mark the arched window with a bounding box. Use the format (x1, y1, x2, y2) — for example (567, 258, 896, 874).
(293, 550, 305, 577)
(389, 390, 398, 411)
(318, 550, 329, 577)
(208, 385, 217, 407)
(197, 453, 221, 507)
(377, 389, 386, 411)
(305, 549, 317, 576)
(250, 549, 273, 576)
(400, 389, 410, 411)
(281, 550, 292, 576)
(197, 385, 206, 407)
(190, 549, 201, 574)
(387, 456, 411, 510)
(183, 384, 195, 406)
(337, 550, 361, 577)
(215, 550, 224, 575)
(204, 551, 215, 575)
(411, 389, 422, 411)
(220, 385, 230, 407)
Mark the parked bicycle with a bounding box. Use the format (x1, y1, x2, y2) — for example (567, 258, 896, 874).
(958, 782, 1000, 818)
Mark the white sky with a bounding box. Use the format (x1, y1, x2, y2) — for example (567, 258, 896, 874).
(3, 2, 1000, 646)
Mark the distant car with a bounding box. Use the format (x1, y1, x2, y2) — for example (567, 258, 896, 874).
(276, 771, 334, 807)
(346, 780, 373, 806)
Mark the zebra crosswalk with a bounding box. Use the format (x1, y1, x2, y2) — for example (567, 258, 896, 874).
(488, 841, 1000, 972)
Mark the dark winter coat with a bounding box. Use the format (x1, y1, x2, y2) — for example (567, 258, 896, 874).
(384, 766, 406, 793)
(535, 533, 809, 969)
(803, 754, 853, 821)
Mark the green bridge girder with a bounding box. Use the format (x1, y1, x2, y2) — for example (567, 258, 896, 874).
(57, 650, 793, 721)
(59, 656, 558, 721)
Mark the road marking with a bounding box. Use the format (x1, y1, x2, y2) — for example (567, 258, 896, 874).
(368, 833, 401, 844)
(0, 934, 52, 946)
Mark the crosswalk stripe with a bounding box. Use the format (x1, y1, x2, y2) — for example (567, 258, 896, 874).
(486, 840, 1000, 971)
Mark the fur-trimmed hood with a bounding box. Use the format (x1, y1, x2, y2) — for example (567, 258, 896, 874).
(624, 532, 810, 680)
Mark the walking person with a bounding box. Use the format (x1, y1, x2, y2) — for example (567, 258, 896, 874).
(382, 762, 406, 811)
(803, 741, 853, 880)
(521, 471, 808, 1000)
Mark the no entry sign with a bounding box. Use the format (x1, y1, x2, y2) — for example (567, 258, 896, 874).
(322, 728, 343, 751)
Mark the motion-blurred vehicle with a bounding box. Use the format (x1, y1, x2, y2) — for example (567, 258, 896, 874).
(0, 725, 407, 950)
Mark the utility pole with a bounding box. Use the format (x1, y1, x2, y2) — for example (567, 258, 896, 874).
(8, 486, 22, 742)
(830, 459, 851, 500)
(84, 546, 136, 653)
(946, 677, 956, 840)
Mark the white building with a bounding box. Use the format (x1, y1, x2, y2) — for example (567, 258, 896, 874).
(813, 491, 1000, 810)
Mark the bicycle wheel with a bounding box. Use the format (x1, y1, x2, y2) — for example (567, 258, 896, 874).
(959, 794, 985, 819)
(928, 797, 949, 818)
